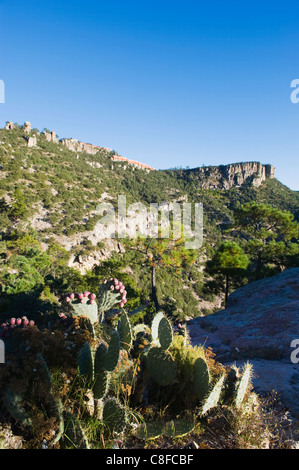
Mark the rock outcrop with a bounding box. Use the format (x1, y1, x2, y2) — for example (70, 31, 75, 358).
(186, 162, 275, 189)
(44, 130, 58, 143)
(23, 121, 31, 134)
(27, 135, 37, 147)
(188, 268, 299, 418)
(110, 154, 155, 171)
(5, 122, 14, 130)
(61, 138, 110, 156)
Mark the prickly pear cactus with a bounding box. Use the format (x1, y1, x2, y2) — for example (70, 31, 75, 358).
(151, 312, 173, 350)
(98, 278, 127, 321)
(78, 333, 122, 404)
(102, 397, 127, 435)
(146, 347, 177, 386)
(193, 357, 210, 401)
(63, 292, 98, 324)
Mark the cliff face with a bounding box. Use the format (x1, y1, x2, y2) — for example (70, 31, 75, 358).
(186, 162, 275, 189)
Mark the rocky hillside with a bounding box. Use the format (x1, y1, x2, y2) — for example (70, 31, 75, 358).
(0, 121, 298, 319)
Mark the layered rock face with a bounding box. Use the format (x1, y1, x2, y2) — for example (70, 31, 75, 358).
(61, 138, 111, 156)
(187, 162, 275, 189)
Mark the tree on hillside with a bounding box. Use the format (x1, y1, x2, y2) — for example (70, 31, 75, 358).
(231, 202, 299, 279)
(9, 187, 27, 220)
(206, 241, 250, 307)
(124, 235, 198, 312)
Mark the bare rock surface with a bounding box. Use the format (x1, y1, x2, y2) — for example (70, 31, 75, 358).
(187, 268, 299, 420)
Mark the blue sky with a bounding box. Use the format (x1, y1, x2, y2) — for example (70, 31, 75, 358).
(0, 0, 299, 189)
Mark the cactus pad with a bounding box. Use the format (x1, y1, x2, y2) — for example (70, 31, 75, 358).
(193, 357, 210, 401)
(64, 294, 98, 324)
(117, 311, 133, 351)
(235, 363, 253, 409)
(77, 342, 93, 384)
(201, 374, 226, 417)
(147, 347, 177, 386)
(134, 421, 165, 440)
(164, 419, 195, 438)
(103, 330, 120, 372)
(102, 398, 127, 435)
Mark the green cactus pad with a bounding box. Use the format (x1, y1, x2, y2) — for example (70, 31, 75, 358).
(147, 347, 177, 386)
(103, 330, 120, 372)
(68, 297, 98, 324)
(77, 342, 93, 384)
(102, 398, 127, 435)
(151, 312, 164, 344)
(164, 419, 195, 438)
(134, 421, 165, 440)
(151, 312, 173, 350)
(117, 311, 133, 351)
(93, 369, 110, 400)
(94, 343, 108, 374)
(193, 357, 210, 401)
(158, 316, 173, 350)
(201, 374, 226, 417)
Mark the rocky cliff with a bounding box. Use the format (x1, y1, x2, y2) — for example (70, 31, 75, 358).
(185, 162, 275, 189)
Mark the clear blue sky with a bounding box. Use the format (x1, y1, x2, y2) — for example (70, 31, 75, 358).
(1, 0, 299, 190)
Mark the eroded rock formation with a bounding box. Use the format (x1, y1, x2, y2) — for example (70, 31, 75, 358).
(186, 162, 275, 189)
